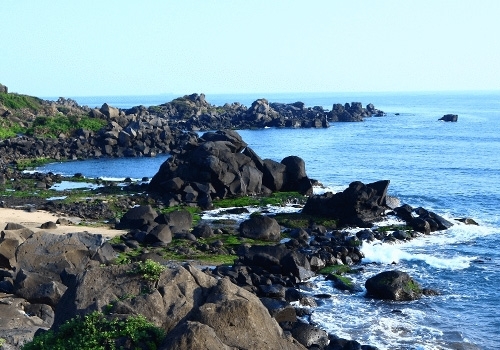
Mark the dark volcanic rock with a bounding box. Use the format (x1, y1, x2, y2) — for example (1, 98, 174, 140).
(365, 270, 423, 301)
(239, 215, 281, 241)
(53, 263, 305, 350)
(302, 180, 390, 227)
(116, 205, 158, 230)
(148, 130, 313, 207)
(439, 114, 458, 122)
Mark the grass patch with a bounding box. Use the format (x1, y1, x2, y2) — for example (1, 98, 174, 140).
(0, 120, 27, 139)
(272, 212, 337, 229)
(0, 92, 43, 111)
(212, 191, 305, 209)
(26, 114, 107, 138)
(14, 157, 55, 171)
(21, 311, 165, 350)
(318, 265, 353, 275)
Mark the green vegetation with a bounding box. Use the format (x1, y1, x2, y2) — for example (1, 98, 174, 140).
(129, 259, 166, 283)
(0, 338, 5, 347)
(0, 119, 27, 139)
(318, 265, 353, 275)
(405, 279, 422, 294)
(0, 92, 43, 111)
(26, 114, 107, 138)
(213, 192, 305, 209)
(21, 311, 165, 350)
(14, 157, 54, 171)
(272, 212, 337, 229)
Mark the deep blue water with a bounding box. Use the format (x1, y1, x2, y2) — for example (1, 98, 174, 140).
(38, 91, 500, 349)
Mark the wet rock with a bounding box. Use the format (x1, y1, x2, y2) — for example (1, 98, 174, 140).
(365, 270, 422, 301)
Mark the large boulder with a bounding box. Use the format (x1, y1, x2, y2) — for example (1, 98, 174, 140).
(148, 130, 313, 207)
(116, 205, 158, 230)
(239, 215, 281, 241)
(302, 180, 390, 227)
(365, 270, 423, 301)
(15, 231, 114, 280)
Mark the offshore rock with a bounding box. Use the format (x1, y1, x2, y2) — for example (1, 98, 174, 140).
(439, 114, 458, 122)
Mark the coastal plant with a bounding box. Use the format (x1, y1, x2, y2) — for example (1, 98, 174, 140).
(25, 114, 107, 138)
(129, 259, 166, 283)
(0, 92, 43, 111)
(21, 311, 165, 350)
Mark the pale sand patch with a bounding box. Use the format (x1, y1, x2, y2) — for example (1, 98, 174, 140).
(0, 208, 127, 239)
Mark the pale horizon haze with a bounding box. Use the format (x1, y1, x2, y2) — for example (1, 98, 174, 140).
(2, 0, 500, 97)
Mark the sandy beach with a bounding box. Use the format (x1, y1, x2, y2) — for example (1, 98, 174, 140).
(0, 207, 126, 238)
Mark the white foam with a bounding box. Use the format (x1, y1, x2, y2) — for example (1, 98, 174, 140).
(201, 203, 301, 223)
(361, 241, 476, 270)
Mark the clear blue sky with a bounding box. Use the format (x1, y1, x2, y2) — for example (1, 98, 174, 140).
(2, 0, 500, 97)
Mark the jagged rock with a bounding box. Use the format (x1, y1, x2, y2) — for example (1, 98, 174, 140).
(365, 270, 423, 301)
(14, 269, 67, 307)
(302, 180, 390, 227)
(0, 229, 26, 268)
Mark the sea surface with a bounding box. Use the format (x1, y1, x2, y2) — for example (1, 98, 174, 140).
(38, 91, 500, 349)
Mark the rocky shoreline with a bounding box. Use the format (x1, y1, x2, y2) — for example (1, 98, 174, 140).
(1, 84, 383, 168)
(0, 126, 478, 349)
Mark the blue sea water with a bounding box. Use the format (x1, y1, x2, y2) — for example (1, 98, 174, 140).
(38, 91, 500, 349)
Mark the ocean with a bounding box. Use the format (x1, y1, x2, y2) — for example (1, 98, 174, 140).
(38, 91, 500, 349)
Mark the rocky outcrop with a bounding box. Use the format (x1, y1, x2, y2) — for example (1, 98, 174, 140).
(439, 114, 458, 122)
(53, 262, 305, 350)
(392, 204, 453, 233)
(365, 270, 423, 301)
(0, 83, 7, 94)
(302, 180, 390, 227)
(329, 102, 384, 122)
(148, 130, 313, 208)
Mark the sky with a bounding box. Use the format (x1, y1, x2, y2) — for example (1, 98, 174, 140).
(2, 0, 500, 97)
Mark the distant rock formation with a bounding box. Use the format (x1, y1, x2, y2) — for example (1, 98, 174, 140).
(329, 102, 384, 122)
(0, 83, 7, 93)
(439, 114, 458, 122)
